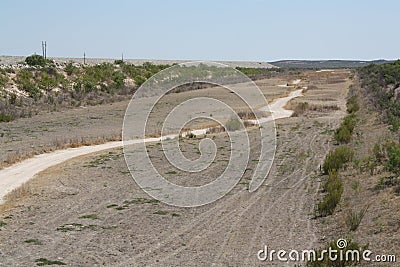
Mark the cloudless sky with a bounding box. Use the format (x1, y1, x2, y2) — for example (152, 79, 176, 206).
(1, 0, 399, 61)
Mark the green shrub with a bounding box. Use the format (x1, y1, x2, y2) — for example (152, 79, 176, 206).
(226, 117, 242, 131)
(386, 141, 400, 175)
(35, 258, 66, 266)
(121, 63, 170, 81)
(345, 207, 367, 231)
(0, 71, 8, 89)
(9, 93, 17, 105)
(373, 140, 400, 176)
(38, 72, 58, 90)
(134, 75, 146, 87)
(334, 114, 357, 144)
(153, 210, 168, 215)
(79, 214, 99, 220)
(334, 109, 357, 144)
(83, 81, 96, 93)
(342, 115, 357, 133)
(334, 126, 351, 143)
(187, 132, 196, 138)
(65, 62, 78, 76)
(388, 114, 400, 132)
(346, 95, 359, 114)
(323, 146, 354, 174)
(25, 54, 46, 67)
(0, 113, 13, 122)
(24, 239, 42, 245)
(317, 170, 343, 216)
(113, 71, 125, 89)
(15, 69, 42, 99)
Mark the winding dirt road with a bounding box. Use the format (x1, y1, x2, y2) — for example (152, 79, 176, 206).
(0, 88, 303, 204)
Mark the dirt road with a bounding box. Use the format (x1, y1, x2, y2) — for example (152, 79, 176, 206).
(0, 87, 303, 204)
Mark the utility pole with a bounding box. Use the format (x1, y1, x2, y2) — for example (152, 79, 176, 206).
(41, 41, 47, 59)
(83, 52, 86, 65)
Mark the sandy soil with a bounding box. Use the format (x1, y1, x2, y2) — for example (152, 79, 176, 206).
(0, 71, 351, 266)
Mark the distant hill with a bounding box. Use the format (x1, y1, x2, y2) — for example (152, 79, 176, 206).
(269, 59, 392, 69)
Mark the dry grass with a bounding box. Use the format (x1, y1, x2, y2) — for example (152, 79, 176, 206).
(205, 119, 256, 134)
(4, 182, 31, 203)
(291, 102, 340, 117)
(237, 110, 256, 120)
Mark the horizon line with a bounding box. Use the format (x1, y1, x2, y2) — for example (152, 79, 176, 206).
(0, 54, 397, 63)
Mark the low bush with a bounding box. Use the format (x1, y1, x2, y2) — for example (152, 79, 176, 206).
(317, 170, 343, 216)
(334, 125, 352, 143)
(346, 95, 359, 114)
(323, 146, 354, 174)
(65, 62, 78, 76)
(345, 207, 367, 231)
(14, 69, 44, 99)
(225, 117, 242, 131)
(133, 75, 146, 87)
(0, 70, 8, 89)
(334, 94, 358, 144)
(334, 114, 357, 143)
(0, 113, 13, 122)
(292, 102, 309, 116)
(35, 258, 66, 266)
(371, 140, 400, 176)
(385, 140, 400, 175)
(25, 54, 46, 67)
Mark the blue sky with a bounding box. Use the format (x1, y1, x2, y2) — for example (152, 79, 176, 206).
(1, 0, 399, 61)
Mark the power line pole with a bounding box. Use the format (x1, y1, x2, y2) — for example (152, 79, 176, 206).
(41, 41, 47, 59)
